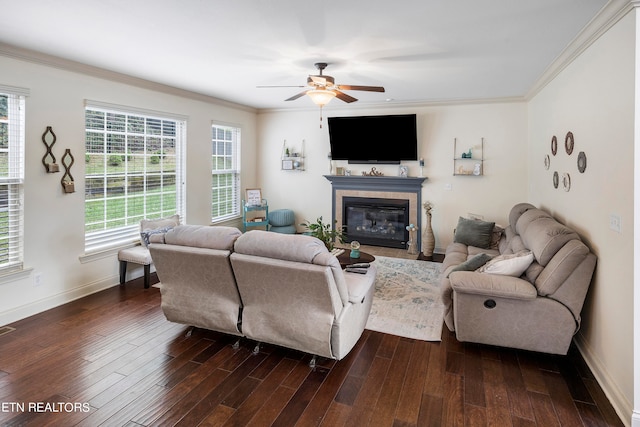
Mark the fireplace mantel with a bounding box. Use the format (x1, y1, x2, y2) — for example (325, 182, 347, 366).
(324, 175, 428, 250)
(323, 175, 427, 192)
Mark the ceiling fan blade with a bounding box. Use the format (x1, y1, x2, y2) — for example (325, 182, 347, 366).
(285, 91, 309, 101)
(336, 84, 385, 93)
(257, 85, 307, 88)
(333, 90, 358, 103)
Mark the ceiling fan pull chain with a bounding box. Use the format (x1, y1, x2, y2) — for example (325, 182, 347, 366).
(319, 105, 323, 128)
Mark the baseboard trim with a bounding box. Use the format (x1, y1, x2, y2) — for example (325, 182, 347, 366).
(0, 275, 119, 327)
(574, 333, 632, 426)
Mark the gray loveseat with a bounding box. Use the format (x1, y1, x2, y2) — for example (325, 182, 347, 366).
(149, 226, 377, 360)
(441, 203, 597, 354)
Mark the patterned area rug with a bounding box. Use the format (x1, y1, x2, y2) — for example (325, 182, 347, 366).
(365, 256, 444, 341)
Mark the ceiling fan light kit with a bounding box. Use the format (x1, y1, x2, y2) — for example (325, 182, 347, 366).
(260, 62, 385, 127)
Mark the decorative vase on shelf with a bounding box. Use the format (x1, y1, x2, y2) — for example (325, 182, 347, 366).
(422, 202, 435, 258)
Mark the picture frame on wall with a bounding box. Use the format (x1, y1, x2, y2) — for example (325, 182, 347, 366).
(246, 188, 262, 206)
(282, 159, 294, 170)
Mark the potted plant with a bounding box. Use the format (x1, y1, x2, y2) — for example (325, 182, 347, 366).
(300, 216, 345, 251)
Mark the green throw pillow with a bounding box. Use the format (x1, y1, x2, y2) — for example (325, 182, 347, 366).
(447, 253, 494, 278)
(453, 217, 496, 249)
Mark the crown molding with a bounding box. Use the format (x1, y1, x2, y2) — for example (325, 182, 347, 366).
(526, 0, 634, 100)
(0, 42, 257, 114)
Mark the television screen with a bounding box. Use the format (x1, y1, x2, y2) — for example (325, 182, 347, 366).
(328, 114, 418, 164)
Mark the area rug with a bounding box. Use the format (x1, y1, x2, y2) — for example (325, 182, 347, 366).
(365, 256, 444, 341)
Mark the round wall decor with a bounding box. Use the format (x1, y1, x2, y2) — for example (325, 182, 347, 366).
(565, 132, 574, 155)
(551, 136, 558, 156)
(562, 173, 571, 192)
(577, 151, 587, 173)
(544, 154, 550, 170)
(553, 171, 559, 189)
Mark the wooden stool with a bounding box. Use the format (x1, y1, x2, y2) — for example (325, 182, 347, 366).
(117, 245, 153, 288)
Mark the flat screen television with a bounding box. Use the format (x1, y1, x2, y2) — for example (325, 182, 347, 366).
(328, 114, 417, 164)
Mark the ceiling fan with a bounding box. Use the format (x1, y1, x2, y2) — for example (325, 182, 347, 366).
(258, 62, 385, 106)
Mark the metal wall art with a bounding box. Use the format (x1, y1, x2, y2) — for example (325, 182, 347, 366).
(546, 131, 587, 192)
(41, 126, 59, 173)
(61, 149, 75, 193)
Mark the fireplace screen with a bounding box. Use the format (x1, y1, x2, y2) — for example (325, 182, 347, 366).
(343, 197, 409, 249)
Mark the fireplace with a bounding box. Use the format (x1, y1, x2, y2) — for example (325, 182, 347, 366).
(343, 197, 409, 248)
(324, 175, 427, 250)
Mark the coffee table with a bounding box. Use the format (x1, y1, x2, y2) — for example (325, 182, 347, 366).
(335, 250, 375, 269)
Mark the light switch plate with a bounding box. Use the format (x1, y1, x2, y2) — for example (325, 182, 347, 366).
(609, 213, 621, 233)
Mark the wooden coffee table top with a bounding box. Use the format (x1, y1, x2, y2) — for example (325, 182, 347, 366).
(335, 250, 375, 269)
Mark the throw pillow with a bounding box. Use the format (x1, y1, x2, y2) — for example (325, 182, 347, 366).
(140, 226, 173, 247)
(476, 250, 534, 277)
(139, 214, 180, 247)
(453, 217, 496, 249)
(446, 253, 494, 278)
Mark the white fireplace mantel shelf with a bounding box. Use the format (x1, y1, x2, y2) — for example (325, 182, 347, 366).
(324, 175, 428, 250)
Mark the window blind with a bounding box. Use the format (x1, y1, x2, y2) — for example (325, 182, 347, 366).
(0, 89, 26, 273)
(211, 124, 241, 222)
(84, 104, 186, 253)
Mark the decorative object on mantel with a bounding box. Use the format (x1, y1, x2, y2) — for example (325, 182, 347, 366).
(41, 126, 59, 173)
(577, 151, 587, 173)
(565, 131, 574, 155)
(551, 135, 558, 156)
(419, 158, 425, 177)
(362, 167, 384, 176)
(405, 223, 419, 255)
(398, 165, 408, 177)
(422, 201, 435, 258)
(60, 148, 75, 193)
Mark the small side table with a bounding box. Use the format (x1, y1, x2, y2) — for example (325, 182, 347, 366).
(335, 250, 375, 269)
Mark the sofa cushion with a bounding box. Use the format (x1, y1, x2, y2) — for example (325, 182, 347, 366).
(476, 250, 534, 276)
(164, 225, 241, 251)
(446, 253, 493, 278)
(453, 217, 495, 249)
(234, 230, 327, 263)
(519, 217, 579, 266)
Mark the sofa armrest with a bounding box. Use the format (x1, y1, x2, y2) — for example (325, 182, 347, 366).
(343, 265, 377, 303)
(449, 271, 537, 300)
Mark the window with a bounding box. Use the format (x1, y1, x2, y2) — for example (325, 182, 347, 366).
(211, 124, 240, 222)
(84, 103, 186, 253)
(0, 87, 26, 273)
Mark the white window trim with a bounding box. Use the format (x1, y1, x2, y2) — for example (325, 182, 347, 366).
(211, 123, 241, 223)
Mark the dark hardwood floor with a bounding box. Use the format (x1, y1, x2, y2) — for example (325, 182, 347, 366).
(0, 273, 624, 427)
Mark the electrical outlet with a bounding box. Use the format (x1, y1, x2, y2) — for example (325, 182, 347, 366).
(609, 213, 621, 233)
(34, 272, 43, 287)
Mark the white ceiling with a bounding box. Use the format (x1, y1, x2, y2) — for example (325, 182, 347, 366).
(0, 0, 623, 110)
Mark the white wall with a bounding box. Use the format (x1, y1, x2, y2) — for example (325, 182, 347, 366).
(0, 54, 258, 325)
(257, 102, 528, 250)
(528, 11, 635, 424)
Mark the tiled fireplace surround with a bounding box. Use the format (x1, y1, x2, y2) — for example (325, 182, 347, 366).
(324, 175, 428, 249)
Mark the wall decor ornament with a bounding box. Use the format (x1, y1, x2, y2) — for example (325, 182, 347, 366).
(577, 151, 587, 173)
(41, 126, 59, 173)
(565, 131, 574, 155)
(544, 154, 550, 170)
(61, 149, 75, 193)
(563, 173, 571, 192)
(551, 135, 558, 156)
(553, 171, 559, 189)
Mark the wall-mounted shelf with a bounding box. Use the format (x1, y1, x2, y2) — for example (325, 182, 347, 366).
(281, 140, 305, 171)
(453, 137, 484, 176)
